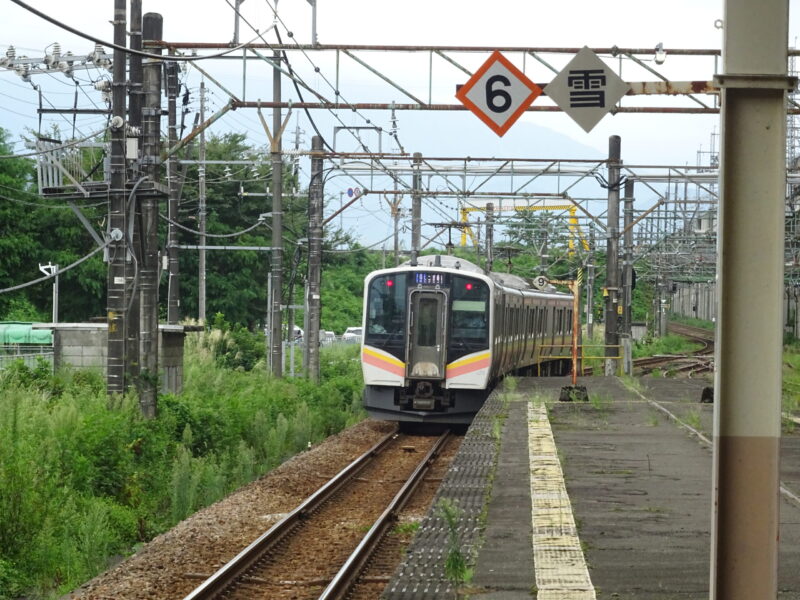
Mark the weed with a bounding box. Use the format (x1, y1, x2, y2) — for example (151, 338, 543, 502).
(437, 498, 473, 594)
(392, 521, 421, 536)
(684, 407, 703, 430)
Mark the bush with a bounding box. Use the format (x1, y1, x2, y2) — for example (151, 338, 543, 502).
(0, 338, 365, 597)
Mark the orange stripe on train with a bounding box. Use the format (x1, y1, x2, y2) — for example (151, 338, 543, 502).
(446, 356, 490, 378)
(362, 349, 405, 377)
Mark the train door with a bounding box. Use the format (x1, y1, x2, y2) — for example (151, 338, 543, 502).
(406, 290, 447, 379)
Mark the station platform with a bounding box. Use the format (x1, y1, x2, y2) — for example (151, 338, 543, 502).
(381, 376, 800, 599)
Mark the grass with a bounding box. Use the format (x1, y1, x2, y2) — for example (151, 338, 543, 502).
(0, 337, 365, 599)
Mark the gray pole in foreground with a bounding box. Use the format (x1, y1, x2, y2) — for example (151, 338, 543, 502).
(410, 152, 422, 266)
(622, 179, 634, 337)
(106, 0, 128, 395)
(270, 48, 284, 377)
(139, 12, 162, 418)
(603, 136, 621, 375)
(306, 136, 324, 383)
(710, 0, 791, 596)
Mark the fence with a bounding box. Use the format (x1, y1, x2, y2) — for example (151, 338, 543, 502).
(0, 345, 55, 371)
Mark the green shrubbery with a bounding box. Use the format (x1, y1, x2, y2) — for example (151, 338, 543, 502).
(0, 334, 364, 598)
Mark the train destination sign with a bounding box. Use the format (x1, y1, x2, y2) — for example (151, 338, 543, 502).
(543, 46, 631, 133)
(456, 50, 543, 137)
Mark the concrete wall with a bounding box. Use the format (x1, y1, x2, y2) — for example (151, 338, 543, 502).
(42, 323, 185, 394)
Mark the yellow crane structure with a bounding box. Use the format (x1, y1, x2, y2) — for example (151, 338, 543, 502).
(458, 204, 590, 255)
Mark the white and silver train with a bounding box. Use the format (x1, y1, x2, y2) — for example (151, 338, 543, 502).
(361, 255, 574, 426)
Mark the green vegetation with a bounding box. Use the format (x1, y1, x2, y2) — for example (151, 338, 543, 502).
(632, 334, 702, 358)
(0, 334, 364, 599)
(437, 498, 473, 594)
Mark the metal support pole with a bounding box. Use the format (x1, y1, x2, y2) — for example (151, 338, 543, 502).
(198, 81, 207, 323)
(270, 48, 284, 377)
(710, 0, 791, 596)
(306, 136, 324, 383)
(126, 0, 142, 382)
(410, 152, 422, 266)
(166, 57, 180, 324)
(139, 12, 162, 418)
(604, 135, 621, 375)
(587, 228, 595, 340)
(486, 202, 494, 272)
(106, 0, 128, 395)
(622, 179, 634, 336)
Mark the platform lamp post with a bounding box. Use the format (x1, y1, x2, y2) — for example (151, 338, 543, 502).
(38, 262, 59, 323)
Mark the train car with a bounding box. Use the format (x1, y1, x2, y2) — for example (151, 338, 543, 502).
(361, 255, 574, 426)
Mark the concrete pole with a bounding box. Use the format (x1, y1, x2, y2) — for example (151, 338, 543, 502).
(306, 136, 324, 383)
(604, 135, 621, 375)
(710, 0, 791, 596)
(486, 202, 494, 272)
(198, 81, 207, 323)
(166, 58, 181, 324)
(622, 179, 634, 337)
(125, 0, 142, 382)
(106, 0, 128, 395)
(410, 152, 422, 266)
(139, 12, 162, 418)
(270, 49, 284, 377)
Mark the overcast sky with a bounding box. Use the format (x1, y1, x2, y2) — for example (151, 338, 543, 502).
(2, 1, 799, 248)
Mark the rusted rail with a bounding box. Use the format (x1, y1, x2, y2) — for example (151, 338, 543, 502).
(318, 430, 450, 600)
(182, 427, 400, 600)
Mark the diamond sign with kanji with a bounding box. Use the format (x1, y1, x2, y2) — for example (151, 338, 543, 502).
(456, 51, 543, 137)
(544, 46, 631, 133)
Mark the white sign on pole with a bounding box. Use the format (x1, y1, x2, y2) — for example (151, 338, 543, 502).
(456, 50, 543, 137)
(544, 46, 631, 133)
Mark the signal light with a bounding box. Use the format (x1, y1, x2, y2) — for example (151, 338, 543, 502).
(465, 282, 473, 291)
(386, 279, 394, 287)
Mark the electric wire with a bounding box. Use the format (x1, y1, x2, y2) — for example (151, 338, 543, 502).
(158, 213, 270, 237)
(9, 0, 265, 62)
(0, 241, 109, 295)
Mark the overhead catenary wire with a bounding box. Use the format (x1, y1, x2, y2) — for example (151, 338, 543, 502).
(8, 0, 266, 62)
(0, 241, 110, 295)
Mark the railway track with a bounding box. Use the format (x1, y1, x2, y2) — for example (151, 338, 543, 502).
(581, 321, 715, 376)
(183, 428, 451, 600)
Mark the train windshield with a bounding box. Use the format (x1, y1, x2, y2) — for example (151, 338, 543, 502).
(365, 274, 407, 349)
(450, 276, 489, 346)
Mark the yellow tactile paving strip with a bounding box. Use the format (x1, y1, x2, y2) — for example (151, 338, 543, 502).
(529, 401, 596, 599)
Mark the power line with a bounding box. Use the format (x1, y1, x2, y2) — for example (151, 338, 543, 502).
(9, 0, 264, 62)
(0, 241, 109, 295)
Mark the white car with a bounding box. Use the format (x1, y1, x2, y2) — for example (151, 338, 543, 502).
(342, 326, 363, 343)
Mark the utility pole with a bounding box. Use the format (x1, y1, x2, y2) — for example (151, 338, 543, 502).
(622, 179, 634, 336)
(604, 135, 621, 376)
(306, 136, 324, 383)
(198, 80, 207, 322)
(586, 228, 595, 340)
(126, 0, 142, 383)
(485, 202, 494, 272)
(106, 0, 128, 395)
(166, 56, 180, 323)
(410, 152, 422, 265)
(270, 48, 284, 377)
(139, 11, 162, 418)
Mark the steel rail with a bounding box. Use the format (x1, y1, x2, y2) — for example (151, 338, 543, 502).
(182, 426, 399, 600)
(318, 429, 451, 600)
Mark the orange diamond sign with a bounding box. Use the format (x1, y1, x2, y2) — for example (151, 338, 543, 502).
(456, 50, 543, 137)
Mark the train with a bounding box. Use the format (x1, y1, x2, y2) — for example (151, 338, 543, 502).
(360, 255, 574, 426)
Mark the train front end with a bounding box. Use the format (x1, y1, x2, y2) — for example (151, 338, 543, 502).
(361, 260, 493, 425)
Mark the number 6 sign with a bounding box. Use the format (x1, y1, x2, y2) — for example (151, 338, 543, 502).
(456, 50, 543, 137)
